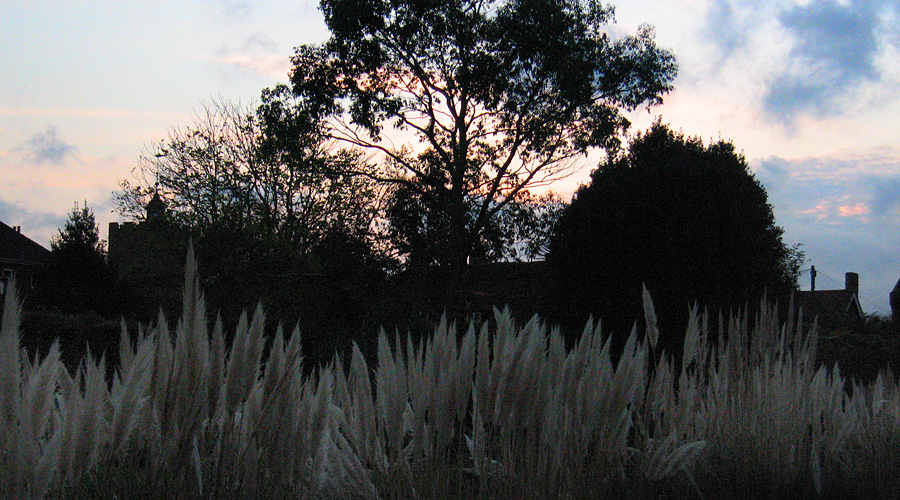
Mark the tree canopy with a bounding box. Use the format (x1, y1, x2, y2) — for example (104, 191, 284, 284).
(386, 185, 565, 267)
(548, 122, 803, 352)
(280, 0, 677, 267)
(51, 202, 105, 256)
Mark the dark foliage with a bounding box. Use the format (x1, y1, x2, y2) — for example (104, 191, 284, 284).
(34, 202, 118, 316)
(20, 306, 121, 375)
(113, 99, 397, 365)
(387, 185, 566, 268)
(548, 122, 803, 353)
(193, 223, 394, 367)
(816, 313, 900, 384)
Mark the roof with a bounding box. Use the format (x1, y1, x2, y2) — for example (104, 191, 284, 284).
(392, 260, 551, 317)
(0, 220, 50, 267)
(462, 260, 549, 305)
(795, 288, 864, 321)
(146, 191, 167, 220)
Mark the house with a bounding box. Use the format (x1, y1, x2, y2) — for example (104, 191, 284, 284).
(458, 260, 551, 319)
(0, 220, 51, 298)
(389, 260, 551, 326)
(891, 278, 900, 322)
(795, 266, 864, 324)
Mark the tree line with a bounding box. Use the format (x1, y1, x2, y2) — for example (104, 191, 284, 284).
(27, 0, 802, 366)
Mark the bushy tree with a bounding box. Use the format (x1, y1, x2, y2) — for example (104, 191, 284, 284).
(52, 203, 105, 255)
(548, 123, 803, 352)
(278, 0, 677, 268)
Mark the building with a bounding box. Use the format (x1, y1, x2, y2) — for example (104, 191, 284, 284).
(108, 192, 188, 319)
(0, 220, 51, 299)
(795, 266, 864, 324)
(389, 260, 552, 326)
(891, 278, 900, 322)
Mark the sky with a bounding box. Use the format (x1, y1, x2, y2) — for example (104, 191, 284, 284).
(2, 0, 899, 315)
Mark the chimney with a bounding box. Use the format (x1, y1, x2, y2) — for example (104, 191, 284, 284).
(845, 272, 859, 297)
(810, 265, 816, 292)
(13, 226, 21, 233)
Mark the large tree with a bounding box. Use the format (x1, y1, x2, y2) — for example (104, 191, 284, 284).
(548, 122, 804, 352)
(281, 0, 677, 268)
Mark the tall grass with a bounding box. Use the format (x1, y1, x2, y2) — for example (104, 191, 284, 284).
(2, 252, 899, 499)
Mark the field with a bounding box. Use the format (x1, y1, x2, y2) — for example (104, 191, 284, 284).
(2, 253, 899, 499)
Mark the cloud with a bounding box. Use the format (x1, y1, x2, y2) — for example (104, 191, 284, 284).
(762, 0, 886, 120)
(782, 0, 881, 80)
(0, 198, 66, 249)
(702, 0, 900, 124)
(0, 107, 180, 119)
(701, 0, 753, 61)
(867, 176, 900, 216)
(212, 32, 291, 79)
(15, 125, 78, 166)
(700, 0, 784, 62)
(753, 150, 900, 314)
(241, 33, 279, 53)
(838, 203, 870, 217)
(756, 150, 900, 225)
(209, 0, 253, 20)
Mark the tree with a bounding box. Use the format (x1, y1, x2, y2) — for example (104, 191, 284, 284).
(115, 99, 396, 356)
(40, 202, 114, 314)
(116, 99, 386, 256)
(280, 0, 677, 268)
(548, 122, 803, 353)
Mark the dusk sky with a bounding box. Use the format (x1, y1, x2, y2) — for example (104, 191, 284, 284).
(2, 0, 899, 315)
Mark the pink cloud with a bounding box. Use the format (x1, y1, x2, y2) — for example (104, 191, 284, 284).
(797, 197, 872, 223)
(212, 53, 291, 79)
(799, 201, 831, 220)
(838, 203, 870, 217)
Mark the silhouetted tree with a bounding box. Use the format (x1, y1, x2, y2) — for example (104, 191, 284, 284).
(115, 100, 395, 363)
(39, 202, 115, 315)
(548, 122, 803, 353)
(278, 0, 677, 268)
(116, 99, 386, 255)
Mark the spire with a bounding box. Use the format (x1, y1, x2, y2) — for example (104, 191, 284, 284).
(146, 182, 166, 221)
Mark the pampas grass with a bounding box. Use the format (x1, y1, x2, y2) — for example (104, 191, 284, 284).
(2, 254, 900, 499)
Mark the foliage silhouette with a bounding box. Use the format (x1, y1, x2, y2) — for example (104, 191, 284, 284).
(35, 202, 115, 316)
(278, 0, 677, 268)
(114, 100, 394, 362)
(548, 122, 803, 354)
(116, 99, 385, 255)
